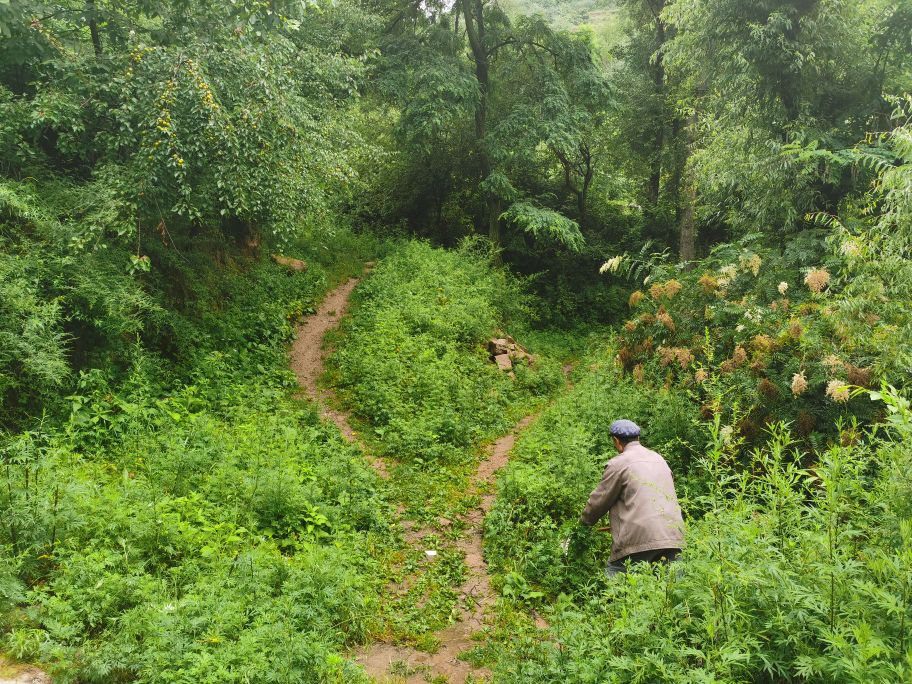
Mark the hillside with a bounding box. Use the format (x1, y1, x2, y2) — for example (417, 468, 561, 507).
(2, 1, 912, 683)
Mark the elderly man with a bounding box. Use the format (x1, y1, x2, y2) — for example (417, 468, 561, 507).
(580, 419, 684, 576)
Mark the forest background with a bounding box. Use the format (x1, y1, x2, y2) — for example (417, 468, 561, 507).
(2, 0, 912, 682)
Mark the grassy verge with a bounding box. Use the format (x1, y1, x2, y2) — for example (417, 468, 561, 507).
(1, 229, 389, 683)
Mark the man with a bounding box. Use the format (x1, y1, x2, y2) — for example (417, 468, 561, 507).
(580, 419, 684, 576)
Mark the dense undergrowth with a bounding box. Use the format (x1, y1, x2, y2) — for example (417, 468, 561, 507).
(486, 349, 912, 682)
(329, 240, 568, 648)
(1, 230, 389, 683)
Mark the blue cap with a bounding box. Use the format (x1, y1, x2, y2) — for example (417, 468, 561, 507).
(609, 419, 641, 439)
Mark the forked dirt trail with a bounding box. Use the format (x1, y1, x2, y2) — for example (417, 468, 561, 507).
(354, 415, 537, 684)
(290, 268, 543, 682)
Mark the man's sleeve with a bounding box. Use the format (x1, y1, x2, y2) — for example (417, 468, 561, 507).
(580, 463, 624, 526)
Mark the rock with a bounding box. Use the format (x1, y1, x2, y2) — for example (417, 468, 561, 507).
(271, 254, 308, 272)
(488, 338, 510, 356)
(494, 354, 513, 371)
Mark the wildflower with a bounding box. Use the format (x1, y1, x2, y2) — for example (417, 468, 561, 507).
(720, 265, 737, 280)
(624, 320, 637, 332)
(719, 425, 734, 444)
(804, 267, 831, 293)
(752, 334, 774, 352)
(629, 290, 644, 307)
(698, 273, 718, 294)
(649, 283, 666, 300)
(826, 379, 850, 403)
(789, 320, 803, 339)
(675, 348, 694, 368)
(731, 345, 748, 367)
(791, 372, 808, 396)
(657, 309, 675, 332)
(663, 279, 683, 299)
(736, 324, 746, 332)
(778, 281, 789, 295)
(740, 253, 762, 277)
(695, 368, 709, 384)
(840, 240, 861, 258)
(600, 256, 624, 274)
(822, 354, 844, 373)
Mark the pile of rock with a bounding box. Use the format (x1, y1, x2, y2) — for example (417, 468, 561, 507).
(488, 336, 534, 372)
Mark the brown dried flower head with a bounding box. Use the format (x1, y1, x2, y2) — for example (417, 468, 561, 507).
(695, 368, 709, 384)
(845, 364, 872, 388)
(629, 290, 644, 307)
(698, 273, 718, 294)
(657, 309, 676, 332)
(822, 354, 844, 373)
(624, 320, 637, 333)
(825, 379, 850, 403)
(804, 267, 831, 294)
(731, 345, 748, 367)
(633, 364, 645, 384)
(663, 279, 683, 299)
(758, 378, 779, 399)
(791, 372, 808, 396)
(649, 283, 666, 300)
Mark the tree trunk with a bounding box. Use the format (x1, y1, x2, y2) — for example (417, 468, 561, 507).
(461, 0, 501, 260)
(86, 0, 102, 58)
(678, 110, 698, 264)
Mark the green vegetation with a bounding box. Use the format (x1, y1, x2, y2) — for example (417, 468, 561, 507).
(488, 384, 912, 682)
(2, 0, 912, 682)
(330, 241, 562, 647)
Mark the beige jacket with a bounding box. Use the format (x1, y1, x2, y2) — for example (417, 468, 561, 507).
(580, 441, 684, 561)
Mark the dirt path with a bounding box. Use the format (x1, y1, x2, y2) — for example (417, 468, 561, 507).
(290, 270, 554, 682)
(0, 658, 50, 684)
(288, 269, 390, 478)
(354, 415, 537, 684)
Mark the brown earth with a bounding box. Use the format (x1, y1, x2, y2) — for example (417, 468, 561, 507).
(354, 416, 537, 684)
(288, 269, 388, 477)
(0, 658, 50, 684)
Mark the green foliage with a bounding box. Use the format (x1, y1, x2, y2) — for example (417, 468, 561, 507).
(332, 240, 539, 464)
(485, 351, 702, 596)
(490, 388, 912, 683)
(1, 231, 384, 681)
(501, 202, 585, 252)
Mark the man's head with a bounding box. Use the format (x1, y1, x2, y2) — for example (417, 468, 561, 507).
(609, 419, 641, 452)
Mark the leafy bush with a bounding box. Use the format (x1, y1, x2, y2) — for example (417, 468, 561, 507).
(1, 225, 384, 681)
(2, 390, 385, 683)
